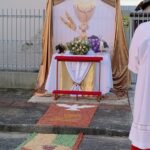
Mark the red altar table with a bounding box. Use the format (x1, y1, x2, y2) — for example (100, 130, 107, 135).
(52, 55, 103, 101)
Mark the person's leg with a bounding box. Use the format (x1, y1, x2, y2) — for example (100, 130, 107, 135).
(131, 145, 141, 150)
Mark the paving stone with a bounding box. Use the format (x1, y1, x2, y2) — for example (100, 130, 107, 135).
(0, 105, 48, 124)
(90, 104, 132, 133)
(0, 133, 131, 150)
(0, 88, 134, 149)
(79, 135, 131, 150)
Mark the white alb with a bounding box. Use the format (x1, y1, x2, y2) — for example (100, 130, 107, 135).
(128, 21, 150, 149)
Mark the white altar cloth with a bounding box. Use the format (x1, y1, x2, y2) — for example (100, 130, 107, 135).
(45, 52, 113, 94)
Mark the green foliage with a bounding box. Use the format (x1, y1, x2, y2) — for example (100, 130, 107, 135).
(123, 16, 130, 27)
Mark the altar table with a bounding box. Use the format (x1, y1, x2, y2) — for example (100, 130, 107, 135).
(45, 52, 113, 95)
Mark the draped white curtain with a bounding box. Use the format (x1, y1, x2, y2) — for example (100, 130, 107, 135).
(53, 0, 116, 52)
(65, 61, 92, 91)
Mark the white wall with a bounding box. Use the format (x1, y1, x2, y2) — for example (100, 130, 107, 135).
(0, 0, 46, 9)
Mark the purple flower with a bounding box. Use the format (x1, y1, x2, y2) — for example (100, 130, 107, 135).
(88, 35, 100, 53)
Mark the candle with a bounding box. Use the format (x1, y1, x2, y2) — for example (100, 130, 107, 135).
(100, 41, 104, 51)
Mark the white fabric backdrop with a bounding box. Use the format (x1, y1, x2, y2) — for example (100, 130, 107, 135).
(53, 0, 116, 52)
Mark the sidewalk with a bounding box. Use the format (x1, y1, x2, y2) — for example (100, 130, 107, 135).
(0, 87, 134, 150)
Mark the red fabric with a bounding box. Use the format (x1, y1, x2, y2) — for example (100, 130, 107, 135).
(53, 90, 101, 96)
(131, 145, 150, 150)
(55, 55, 103, 62)
(72, 133, 84, 150)
(131, 145, 141, 150)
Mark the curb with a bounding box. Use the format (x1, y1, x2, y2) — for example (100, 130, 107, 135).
(0, 124, 129, 137)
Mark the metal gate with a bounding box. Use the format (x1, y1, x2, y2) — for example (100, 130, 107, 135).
(0, 9, 45, 71)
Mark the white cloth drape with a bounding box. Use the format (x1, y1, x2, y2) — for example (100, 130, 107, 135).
(65, 61, 91, 91)
(45, 53, 60, 92)
(128, 21, 150, 149)
(94, 52, 113, 94)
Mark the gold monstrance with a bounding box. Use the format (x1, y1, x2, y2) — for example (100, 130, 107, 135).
(74, 0, 96, 39)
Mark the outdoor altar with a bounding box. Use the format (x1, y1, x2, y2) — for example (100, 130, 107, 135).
(45, 52, 113, 99)
(35, 0, 130, 97)
(44, 0, 115, 99)
(16, 1, 131, 149)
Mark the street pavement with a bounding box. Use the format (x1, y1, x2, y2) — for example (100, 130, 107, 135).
(0, 86, 135, 150)
(0, 132, 130, 150)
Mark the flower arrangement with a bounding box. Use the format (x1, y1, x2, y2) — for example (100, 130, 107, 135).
(55, 43, 66, 53)
(67, 37, 90, 55)
(88, 35, 109, 53)
(88, 35, 100, 53)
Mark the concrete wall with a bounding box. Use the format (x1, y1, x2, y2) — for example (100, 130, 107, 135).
(0, 71, 38, 89)
(0, 0, 46, 9)
(0, 2, 43, 89)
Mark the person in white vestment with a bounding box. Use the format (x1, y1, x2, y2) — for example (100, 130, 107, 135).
(128, 21, 150, 150)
